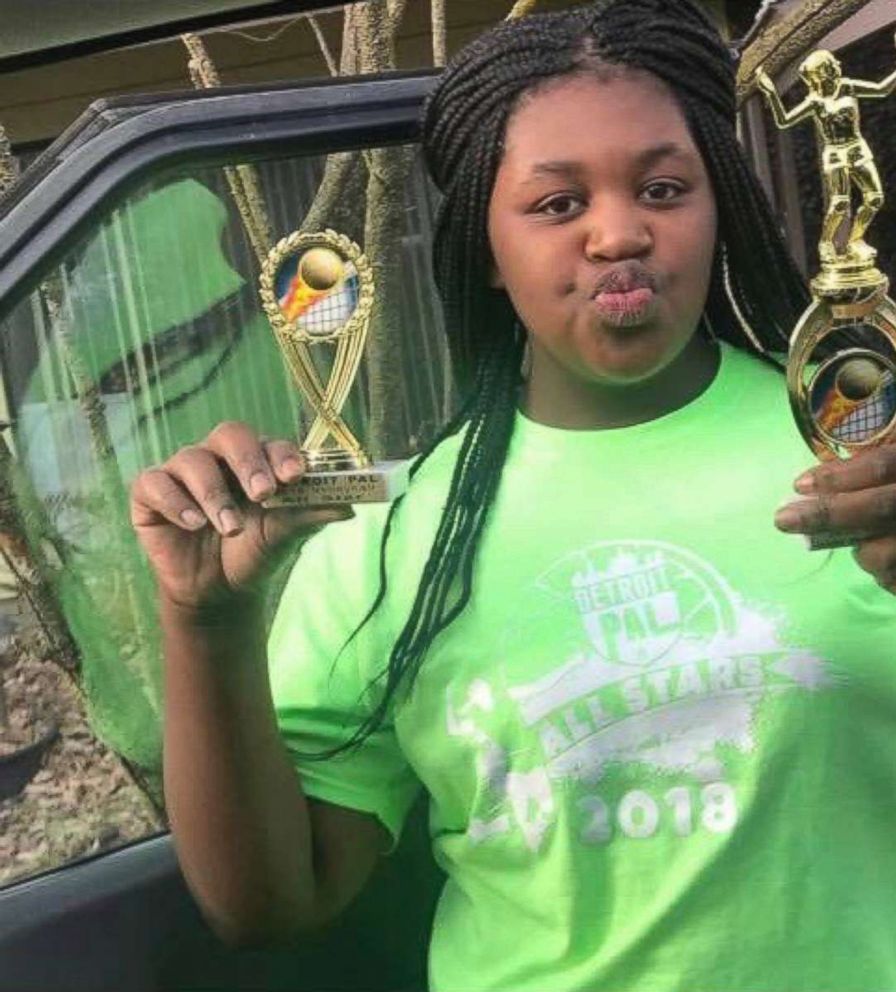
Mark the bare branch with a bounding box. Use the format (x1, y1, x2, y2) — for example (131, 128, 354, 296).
(507, 0, 539, 18)
(432, 0, 447, 67)
(736, 0, 870, 106)
(181, 32, 221, 87)
(180, 33, 272, 263)
(308, 15, 338, 76)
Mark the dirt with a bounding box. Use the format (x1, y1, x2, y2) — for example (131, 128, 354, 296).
(0, 604, 165, 888)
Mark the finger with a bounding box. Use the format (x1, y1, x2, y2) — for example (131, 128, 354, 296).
(263, 440, 306, 484)
(775, 484, 896, 538)
(794, 445, 896, 496)
(164, 445, 245, 537)
(131, 468, 207, 531)
(203, 421, 278, 503)
(853, 536, 896, 591)
(260, 504, 355, 553)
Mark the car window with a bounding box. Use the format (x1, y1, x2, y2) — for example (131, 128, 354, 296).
(0, 142, 450, 887)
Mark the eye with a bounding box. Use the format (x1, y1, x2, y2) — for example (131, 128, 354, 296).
(534, 193, 585, 218)
(640, 180, 687, 204)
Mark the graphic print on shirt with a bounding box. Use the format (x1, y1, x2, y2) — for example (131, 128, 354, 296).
(447, 540, 843, 852)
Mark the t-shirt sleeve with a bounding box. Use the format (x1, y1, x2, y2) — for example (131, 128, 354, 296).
(267, 511, 421, 845)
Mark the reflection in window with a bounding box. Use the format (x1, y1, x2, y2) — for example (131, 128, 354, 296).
(0, 144, 452, 881)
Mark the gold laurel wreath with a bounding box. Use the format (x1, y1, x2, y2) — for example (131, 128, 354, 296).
(259, 229, 375, 461)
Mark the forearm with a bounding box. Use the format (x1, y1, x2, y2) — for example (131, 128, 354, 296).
(162, 597, 317, 943)
(765, 93, 789, 127)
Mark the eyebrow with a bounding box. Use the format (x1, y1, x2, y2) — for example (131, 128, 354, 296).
(526, 142, 694, 181)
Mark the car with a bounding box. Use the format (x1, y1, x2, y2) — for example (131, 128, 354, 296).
(0, 3, 445, 989)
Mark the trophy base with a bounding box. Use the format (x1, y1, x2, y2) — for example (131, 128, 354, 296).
(262, 459, 410, 508)
(811, 258, 888, 298)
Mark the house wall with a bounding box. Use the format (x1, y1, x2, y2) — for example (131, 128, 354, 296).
(1, 0, 729, 149)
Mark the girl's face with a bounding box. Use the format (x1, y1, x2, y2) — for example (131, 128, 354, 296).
(488, 70, 717, 397)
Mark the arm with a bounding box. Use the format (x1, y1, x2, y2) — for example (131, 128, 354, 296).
(163, 598, 388, 945)
(755, 67, 815, 128)
(131, 423, 385, 945)
(847, 32, 896, 98)
(848, 71, 896, 99)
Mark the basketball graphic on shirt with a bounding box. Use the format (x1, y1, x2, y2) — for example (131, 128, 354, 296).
(565, 543, 737, 666)
(447, 538, 844, 854)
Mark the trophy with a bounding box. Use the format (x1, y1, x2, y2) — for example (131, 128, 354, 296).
(259, 228, 410, 507)
(756, 45, 896, 477)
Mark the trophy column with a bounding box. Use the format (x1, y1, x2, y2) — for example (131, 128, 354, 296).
(259, 228, 410, 507)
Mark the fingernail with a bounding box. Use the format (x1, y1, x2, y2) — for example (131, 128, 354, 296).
(218, 507, 242, 535)
(281, 456, 304, 478)
(249, 471, 272, 498)
(794, 471, 816, 494)
(180, 508, 205, 529)
(774, 505, 802, 531)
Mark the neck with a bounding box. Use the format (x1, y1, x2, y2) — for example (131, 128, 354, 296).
(521, 332, 721, 430)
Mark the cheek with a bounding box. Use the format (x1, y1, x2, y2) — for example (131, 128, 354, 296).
(488, 206, 526, 292)
(668, 205, 717, 300)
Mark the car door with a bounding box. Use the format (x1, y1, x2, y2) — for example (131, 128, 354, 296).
(0, 69, 447, 992)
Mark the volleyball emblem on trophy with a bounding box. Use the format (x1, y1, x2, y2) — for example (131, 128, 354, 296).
(259, 228, 409, 506)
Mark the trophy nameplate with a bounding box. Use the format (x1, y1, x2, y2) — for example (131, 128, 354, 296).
(259, 229, 409, 507)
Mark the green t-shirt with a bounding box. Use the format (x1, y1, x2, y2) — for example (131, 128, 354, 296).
(270, 341, 896, 992)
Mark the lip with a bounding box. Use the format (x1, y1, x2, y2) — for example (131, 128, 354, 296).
(590, 263, 660, 328)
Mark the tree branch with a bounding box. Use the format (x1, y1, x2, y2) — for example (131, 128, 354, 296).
(0, 124, 20, 202)
(736, 0, 871, 107)
(507, 0, 539, 19)
(432, 0, 447, 67)
(308, 15, 338, 76)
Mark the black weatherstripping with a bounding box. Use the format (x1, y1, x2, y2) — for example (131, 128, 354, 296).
(0, 71, 438, 319)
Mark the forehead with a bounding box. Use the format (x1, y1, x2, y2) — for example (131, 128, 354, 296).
(502, 71, 698, 169)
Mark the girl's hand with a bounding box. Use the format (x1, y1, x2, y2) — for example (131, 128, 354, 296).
(774, 447, 896, 593)
(130, 421, 352, 614)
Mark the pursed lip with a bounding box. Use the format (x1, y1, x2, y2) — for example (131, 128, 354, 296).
(590, 260, 659, 298)
(589, 261, 661, 328)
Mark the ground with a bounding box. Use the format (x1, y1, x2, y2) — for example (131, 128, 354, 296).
(0, 600, 164, 888)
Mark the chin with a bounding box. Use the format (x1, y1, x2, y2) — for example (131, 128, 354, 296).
(582, 332, 680, 385)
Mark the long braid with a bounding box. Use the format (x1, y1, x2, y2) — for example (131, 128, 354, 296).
(327, 0, 810, 750)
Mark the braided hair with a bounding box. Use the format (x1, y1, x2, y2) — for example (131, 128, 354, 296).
(335, 0, 809, 749)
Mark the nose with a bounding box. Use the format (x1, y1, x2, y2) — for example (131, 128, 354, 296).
(583, 199, 652, 263)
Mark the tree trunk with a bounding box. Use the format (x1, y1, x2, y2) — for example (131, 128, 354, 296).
(353, 2, 417, 456)
(0, 428, 78, 671)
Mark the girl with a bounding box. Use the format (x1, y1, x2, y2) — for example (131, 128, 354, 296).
(131, 1, 896, 988)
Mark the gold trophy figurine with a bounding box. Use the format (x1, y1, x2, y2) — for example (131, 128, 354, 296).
(259, 229, 410, 507)
(755, 40, 896, 471)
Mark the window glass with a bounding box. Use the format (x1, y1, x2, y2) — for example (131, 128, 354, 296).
(0, 142, 450, 885)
